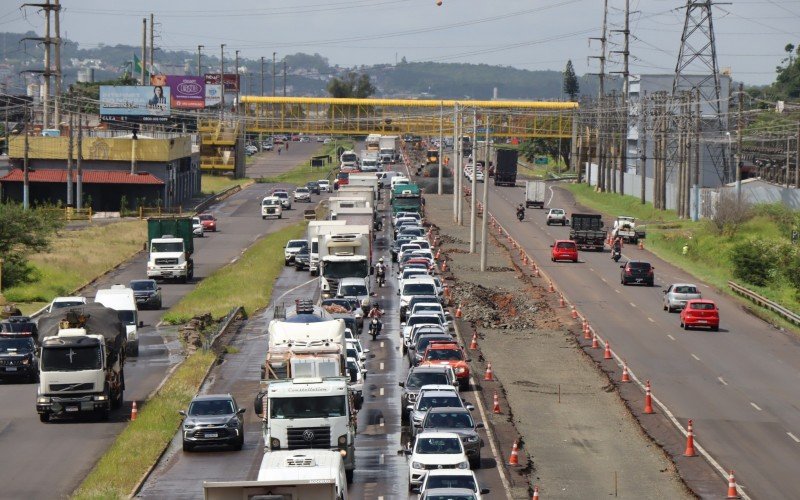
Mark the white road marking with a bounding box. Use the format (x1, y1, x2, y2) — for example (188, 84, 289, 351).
(601, 277, 607, 283)
(379, 417, 385, 427)
(750, 402, 763, 411)
(379, 362, 384, 370)
(615, 289, 621, 294)
(788, 432, 800, 443)
(648, 317, 655, 323)
(380, 341, 385, 348)
(718, 377, 728, 386)
(379, 454, 385, 465)
(691, 353, 700, 361)
(379, 387, 384, 396)
(589, 268, 594, 272)
(667, 334, 676, 341)
(630, 302, 637, 308)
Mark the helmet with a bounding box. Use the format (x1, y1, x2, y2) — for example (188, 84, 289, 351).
(379, 257, 384, 263)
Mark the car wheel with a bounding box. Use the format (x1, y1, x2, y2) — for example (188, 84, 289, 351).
(126, 340, 139, 357)
(182, 441, 194, 452)
(262, 216, 266, 220)
(232, 436, 244, 451)
(563, 221, 567, 226)
(573, 258, 578, 263)
(546, 221, 550, 226)
(39, 413, 50, 423)
(471, 454, 482, 469)
(346, 469, 354, 485)
(155, 301, 162, 310)
(682, 321, 689, 330)
(711, 325, 719, 332)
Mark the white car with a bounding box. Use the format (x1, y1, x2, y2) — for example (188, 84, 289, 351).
(420, 470, 487, 498)
(261, 196, 283, 219)
(346, 356, 365, 406)
(293, 187, 311, 202)
(272, 190, 292, 210)
(546, 208, 568, 226)
(346, 338, 369, 362)
(411, 302, 451, 328)
(284, 239, 307, 265)
(317, 179, 331, 192)
(46, 296, 87, 313)
(191, 217, 204, 237)
(407, 432, 471, 491)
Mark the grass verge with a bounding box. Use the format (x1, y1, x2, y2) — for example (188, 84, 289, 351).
(163, 222, 306, 323)
(562, 183, 800, 327)
(257, 140, 354, 186)
(201, 175, 254, 195)
(3, 220, 147, 304)
(72, 350, 216, 500)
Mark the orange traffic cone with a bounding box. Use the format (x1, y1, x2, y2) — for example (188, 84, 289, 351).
(644, 380, 654, 414)
(435, 249, 441, 260)
(493, 391, 501, 414)
(604, 340, 613, 360)
(508, 440, 520, 466)
(548, 281, 555, 293)
(559, 294, 566, 308)
(442, 260, 448, 272)
(131, 401, 138, 421)
(455, 304, 463, 318)
(621, 361, 631, 383)
(583, 321, 591, 340)
(684, 419, 697, 457)
(469, 332, 479, 350)
(726, 471, 739, 499)
(532, 485, 540, 500)
(638, 240, 644, 250)
(484, 363, 494, 381)
(591, 333, 599, 349)
(571, 306, 578, 320)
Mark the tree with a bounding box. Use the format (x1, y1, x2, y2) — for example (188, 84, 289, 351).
(520, 138, 572, 169)
(0, 203, 63, 288)
(326, 72, 376, 99)
(562, 60, 580, 101)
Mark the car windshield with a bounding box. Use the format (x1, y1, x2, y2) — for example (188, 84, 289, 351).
(404, 271, 427, 280)
(323, 261, 369, 279)
(151, 242, 183, 253)
(0, 322, 35, 333)
(409, 316, 441, 327)
(425, 349, 462, 361)
(425, 475, 477, 491)
(414, 305, 441, 314)
(403, 284, 436, 295)
(192, 218, 201, 225)
(407, 372, 449, 389)
(629, 262, 651, 270)
(270, 395, 347, 419)
(550, 210, 564, 215)
(188, 399, 235, 416)
(347, 348, 358, 359)
(415, 437, 463, 454)
(556, 242, 576, 249)
(674, 286, 698, 294)
(296, 188, 309, 193)
(0, 338, 35, 352)
(199, 214, 214, 221)
(340, 284, 367, 296)
(116, 310, 136, 325)
(425, 412, 474, 429)
(690, 302, 716, 310)
(130, 281, 156, 291)
(287, 241, 307, 249)
(41, 344, 101, 371)
(418, 395, 462, 411)
(51, 301, 83, 310)
(263, 199, 280, 206)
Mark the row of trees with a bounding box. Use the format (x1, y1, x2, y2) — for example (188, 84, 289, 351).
(0, 203, 62, 289)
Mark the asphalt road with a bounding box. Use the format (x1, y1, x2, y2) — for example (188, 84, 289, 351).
(138, 163, 509, 499)
(485, 180, 800, 499)
(0, 144, 319, 499)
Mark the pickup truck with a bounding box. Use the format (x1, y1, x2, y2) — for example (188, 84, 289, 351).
(569, 213, 607, 251)
(612, 216, 647, 244)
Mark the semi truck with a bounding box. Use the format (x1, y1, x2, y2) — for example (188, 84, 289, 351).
(365, 133, 381, 152)
(390, 183, 423, 215)
(495, 148, 518, 187)
(569, 213, 607, 251)
(345, 174, 380, 201)
(307, 221, 348, 276)
(524, 180, 547, 209)
(319, 228, 372, 299)
(147, 217, 194, 283)
(379, 135, 398, 163)
(259, 377, 357, 483)
(202, 450, 349, 499)
(35, 303, 127, 422)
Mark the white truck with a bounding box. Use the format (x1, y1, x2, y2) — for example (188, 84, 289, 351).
(346, 174, 381, 201)
(338, 184, 376, 208)
(330, 207, 377, 233)
(379, 135, 399, 163)
(359, 151, 380, 172)
(319, 227, 372, 300)
(259, 377, 357, 483)
(612, 216, 646, 244)
(365, 133, 381, 152)
(308, 220, 348, 276)
(35, 304, 127, 422)
(339, 150, 358, 169)
(524, 180, 547, 209)
(95, 284, 141, 356)
(203, 450, 349, 499)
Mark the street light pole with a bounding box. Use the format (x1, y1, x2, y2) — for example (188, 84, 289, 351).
(480, 113, 491, 272)
(437, 101, 443, 195)
(197, 45, 203, 75)
(219, 44, 225, 121)
(272, 52, 276, 97)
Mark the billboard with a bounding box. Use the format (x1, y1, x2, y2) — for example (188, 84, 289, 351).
(99, 85, 171, 123)
(166, 75, 205, 109)
(205, 84, 222, 108)
(204, 73, 240, 92)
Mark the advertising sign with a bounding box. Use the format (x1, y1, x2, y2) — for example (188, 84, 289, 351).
(204, 73, 240, 92)
(205, 84, 222, 107)
(99, 85, 171, 123)
(165, 75, 205, 109)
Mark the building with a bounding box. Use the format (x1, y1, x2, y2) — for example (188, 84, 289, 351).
(0, 130, 200, 211)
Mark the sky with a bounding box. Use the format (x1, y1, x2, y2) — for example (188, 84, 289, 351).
(3, 0, 800, 86)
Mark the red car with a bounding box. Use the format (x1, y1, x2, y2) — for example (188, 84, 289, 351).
(550, 240, 578, 263)
(420, 341, 471, 389)
(198, 213, 217, 232)
(680, 299, 719, 331)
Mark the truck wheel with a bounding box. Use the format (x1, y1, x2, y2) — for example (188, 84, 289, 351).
(345, 469, 354, 484)
(39, 413, 50, 423)
(262, 216, 266, 220)
(126, 341, 139, 357)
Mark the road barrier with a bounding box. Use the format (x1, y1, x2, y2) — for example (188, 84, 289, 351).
(38, 206, 93, 222)
(728, 281, 800, 326)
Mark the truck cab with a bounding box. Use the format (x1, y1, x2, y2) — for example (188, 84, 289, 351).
(95, 284, 141, 356)
(147, 218, 195, 283)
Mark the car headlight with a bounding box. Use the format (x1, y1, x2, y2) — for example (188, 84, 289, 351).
(22, 358, 30, 365)
(455, 367, 467, 374)
(466, 435, 479, 443)
(93, 394, 108, 401)
(227, 417, 239, 428)
(37, 396, 50, 404)
(184, 423, 195, 429)
(411, 461, 423, 469)
(458, 461, 470, 469)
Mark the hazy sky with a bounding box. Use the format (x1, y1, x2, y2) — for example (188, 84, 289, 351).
(4, 0, 799, 86)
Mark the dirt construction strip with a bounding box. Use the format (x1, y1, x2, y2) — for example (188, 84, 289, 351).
(424, 194, 693, 499)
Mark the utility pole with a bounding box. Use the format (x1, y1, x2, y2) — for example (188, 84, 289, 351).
(53, 0, 61, 128)
(76, 113, 83, 210)
(23, 110, 29, 210)
(469, 109, 477, 254)
(272, 52, 277, 97)
(141, 18, 147, 84)
(457, 110, 463, 225)
(480, 114, 490, 272)
(283, 60, 287, 97)
(220, 44, 225, 121)
(611, 0, 630, 196)
(677, 94, 685, 217)
(796, 122, 800, 188)
(67, 113, 73, 206)
(786, 134, 791, 188)
(21, 1, 56, 127)
(452, 104, 458, 221)
(197, 45, 203, 75)
(589, 0, 608, 192)
(235, 50, 240, 114)
(260, 56, 265, 96)
(149, 13, 155, 76)
(735, 82, 743, 201)
(437, 101, 443, 195)
(639, 92, 647, 204)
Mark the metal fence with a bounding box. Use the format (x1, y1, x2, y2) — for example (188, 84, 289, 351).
(728, 281, 800, 326)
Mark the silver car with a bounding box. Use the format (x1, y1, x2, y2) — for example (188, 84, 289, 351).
(179, 394, 245, 451)
(418, 407, 484, 468)
(663, 283, 702, 312)
(408, 390, 472, 430)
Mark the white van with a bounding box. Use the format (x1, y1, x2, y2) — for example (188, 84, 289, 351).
(95, 284, 141, 356)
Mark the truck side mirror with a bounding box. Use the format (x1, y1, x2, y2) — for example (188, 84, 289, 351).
(237, 408, 246, 415)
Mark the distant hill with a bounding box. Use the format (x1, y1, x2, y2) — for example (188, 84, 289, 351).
(1, 31, 612, 100)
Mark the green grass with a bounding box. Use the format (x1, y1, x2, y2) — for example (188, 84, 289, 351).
(72, 350, 217, 500)
(257, 141, 354, 186)
(3, 220, 147, 304)
(201, 175, 254, 195)
(562, 183, 800, 324)
(163, 222, 306, 324)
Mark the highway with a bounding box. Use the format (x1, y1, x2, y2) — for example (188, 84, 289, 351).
(0, 144, 318, 498)
(139, 164, 509, 499)
(485, 180, 800, 499)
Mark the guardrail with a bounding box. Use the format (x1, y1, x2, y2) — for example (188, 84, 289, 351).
(37, 207, 93, 222)
(728, 281, 800, 326)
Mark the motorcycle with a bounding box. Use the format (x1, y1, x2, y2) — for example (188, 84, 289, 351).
(611, 248, 622, 262)
(369, 318, 382, 340)
(376, 269, 386, 288)
(516, 209, 525, 221)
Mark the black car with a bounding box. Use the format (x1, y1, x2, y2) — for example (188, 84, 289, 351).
(399, 365, 458, 425)
(400, 295, 439, 323)
(306, 181, 321, 195)
(179, 394, 246, 451)
(130, 279, 162, 309)
(391, 236, 421, 261)
(620, 260, 654, 286)
(0, 333, 39, 382)
(294, 248, 311, 271)
(0, 316, 38, 341)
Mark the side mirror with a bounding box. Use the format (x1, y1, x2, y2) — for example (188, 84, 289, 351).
(398, 381, 405, 387)
(138, 321, 144, 328)
(465, 404, 475, 411)
(466, 358, 472, 362)
(549, 244, 554, 248)
(662, 290, 667, 294)
(178, 410, 186, 416)
(363, 349, 371, 353)
(397, 290, 400, 295)
(475, 422, 485, 428)
(157, 287, 162, 291)
(237, 408, 246, 415)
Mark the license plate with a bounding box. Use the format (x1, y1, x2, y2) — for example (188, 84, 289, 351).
(635, 279, 643, 283)
(205, 432, 218, 438)
(65, 406, 79, 412)
(5, 367, 17, 372)
(697, 320, 707, 324)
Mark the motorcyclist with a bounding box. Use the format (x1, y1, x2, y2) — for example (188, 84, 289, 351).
(375, 258, 386, 286)
(368, 302, 384, 319)
(368, 302, 383, 338)
(612, 237, 622, 260)
(516, 204, 525, 220)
